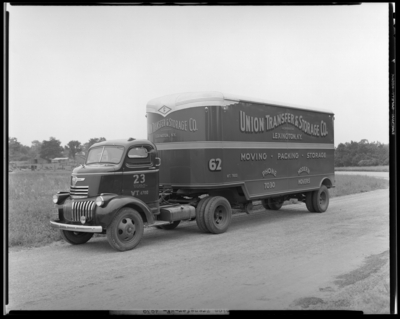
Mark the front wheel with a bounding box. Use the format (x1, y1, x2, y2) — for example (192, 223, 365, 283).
(106, 207, 144, 251)
(60, 230, 93, 245)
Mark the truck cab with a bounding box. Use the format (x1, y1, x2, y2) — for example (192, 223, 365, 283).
(51, 138, 196, 251)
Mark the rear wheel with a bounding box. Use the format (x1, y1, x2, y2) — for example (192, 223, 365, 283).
(60, 230, 93, 245)
(244, 202, 253, 214)
(160, 220, 181, 230)
(312, 185, 330, 213)
(106, 207, 144, 251)
(204, 196, 232, 234)
(262, 199, 271, 210)
(196, 196, 211, 233)
(305, 192, 315, 212)
(268, 198, 284, 210)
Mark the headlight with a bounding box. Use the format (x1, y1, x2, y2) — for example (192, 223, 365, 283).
(95, 196, 104, 207)
(53, 192, 70, 204)
(53, 194, 59, 204)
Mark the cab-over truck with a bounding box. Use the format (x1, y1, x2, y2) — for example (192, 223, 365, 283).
(51, 92, 335, 251)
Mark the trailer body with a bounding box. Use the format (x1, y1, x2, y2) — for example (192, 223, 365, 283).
(147, 92, 335, 202)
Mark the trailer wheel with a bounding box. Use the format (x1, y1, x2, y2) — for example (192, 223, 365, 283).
(305, 192, 315, 212)
(106, 207, 144, 251)
(60, 230, 93, 245)
(196, 196, 212, 233)
(268, 198, 284, 210)
(261, 199, 271, 210)
(204, 196, 232, 234)
(244, 202, 253, 214)
(312, 186, 330, 213)
(160, 220, 181, 230)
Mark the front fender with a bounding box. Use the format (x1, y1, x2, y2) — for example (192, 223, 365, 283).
(95, 195, 155, 228)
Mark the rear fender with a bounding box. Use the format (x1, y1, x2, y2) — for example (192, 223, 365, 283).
(95, 194, 154, 228)
(320, 176, 334, 189)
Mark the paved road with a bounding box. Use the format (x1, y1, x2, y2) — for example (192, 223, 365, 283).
(335, 171, 389, 180)
(7, 189, 389, 313)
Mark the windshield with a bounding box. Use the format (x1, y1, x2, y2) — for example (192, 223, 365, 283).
(86, 146, 125, 164)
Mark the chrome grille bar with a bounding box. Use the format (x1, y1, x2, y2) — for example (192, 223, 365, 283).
(70, 185, 89, 198)
(71, 200, 95, 222)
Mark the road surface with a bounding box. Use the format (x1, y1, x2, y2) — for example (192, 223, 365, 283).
(7, 189, 389, 313)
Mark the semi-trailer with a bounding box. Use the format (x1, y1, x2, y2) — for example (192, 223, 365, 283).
(51, 91, 335, 251)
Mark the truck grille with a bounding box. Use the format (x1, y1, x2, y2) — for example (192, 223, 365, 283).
(70, 200, 96, 222)
(70, 186, 89, 199)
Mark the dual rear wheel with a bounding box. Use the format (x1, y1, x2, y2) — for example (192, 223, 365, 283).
(262, 197, 284, 211)
(196, 196, 232, 234)
(306, 185, 330, 213)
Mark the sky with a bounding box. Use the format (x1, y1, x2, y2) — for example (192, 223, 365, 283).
(7, 4, 390, 148)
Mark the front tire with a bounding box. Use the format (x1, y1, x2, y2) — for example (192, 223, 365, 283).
(312, 186, 330, 213)
(106, 207, 144, 251)
(60, 230, 93, 245)
(204, 196, 232, 234)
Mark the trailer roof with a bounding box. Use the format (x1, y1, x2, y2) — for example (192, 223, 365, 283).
(146, 91, 334, 116)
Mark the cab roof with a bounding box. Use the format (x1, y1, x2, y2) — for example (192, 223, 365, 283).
(146, 91, 334, 117)
(90, 138, 155, 149)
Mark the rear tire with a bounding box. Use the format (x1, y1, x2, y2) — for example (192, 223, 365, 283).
(106, 207, 144, 251)
(305, 192, 315, 212)
(312, 186, 330, 213)
(204, 196, 232, 234)
(262, 198, 271, 210)
(160, 220, 181, 230)
(196, 196, 211, 233)
(268, 198, 283, 210)
(60, 230, 93, 245)
(244, 202, 253, 214)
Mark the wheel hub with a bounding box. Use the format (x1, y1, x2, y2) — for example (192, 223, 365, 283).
(118, 218, 136, 241)
(214, 207, 225, 224)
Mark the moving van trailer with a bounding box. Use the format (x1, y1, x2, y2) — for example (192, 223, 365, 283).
(51, 92, 335, 251)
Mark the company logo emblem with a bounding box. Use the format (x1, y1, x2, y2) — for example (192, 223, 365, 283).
(262, 168, 277, 177)
(158, 105, 172, 115)
(298, 166, 310, 175)
(72, 176, 85, 186)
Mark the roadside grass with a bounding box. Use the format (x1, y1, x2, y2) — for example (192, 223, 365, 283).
(335, 166, 389, 172)
(8, 171, 71, 247)
(8, 171, 389, 249)
(329, 174, 388, 198)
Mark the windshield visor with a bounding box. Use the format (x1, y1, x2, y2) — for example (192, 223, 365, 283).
(86, 146, 124, 164)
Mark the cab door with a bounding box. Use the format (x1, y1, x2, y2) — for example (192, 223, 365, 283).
(121, 144, 159, 204)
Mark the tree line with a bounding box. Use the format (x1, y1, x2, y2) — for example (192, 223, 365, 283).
(334, 139, 389, 167)
(9, 137, 389, 167)
(8, 137, 106, 163)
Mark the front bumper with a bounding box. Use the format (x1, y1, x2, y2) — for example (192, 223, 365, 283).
(50, 220, 103, 233)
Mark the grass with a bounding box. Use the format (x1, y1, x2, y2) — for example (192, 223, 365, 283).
(8, 171, 71, 247)
(8, 171, 389, 249)
(335, 166, 389, 172)
(329, 174, 388, 198)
